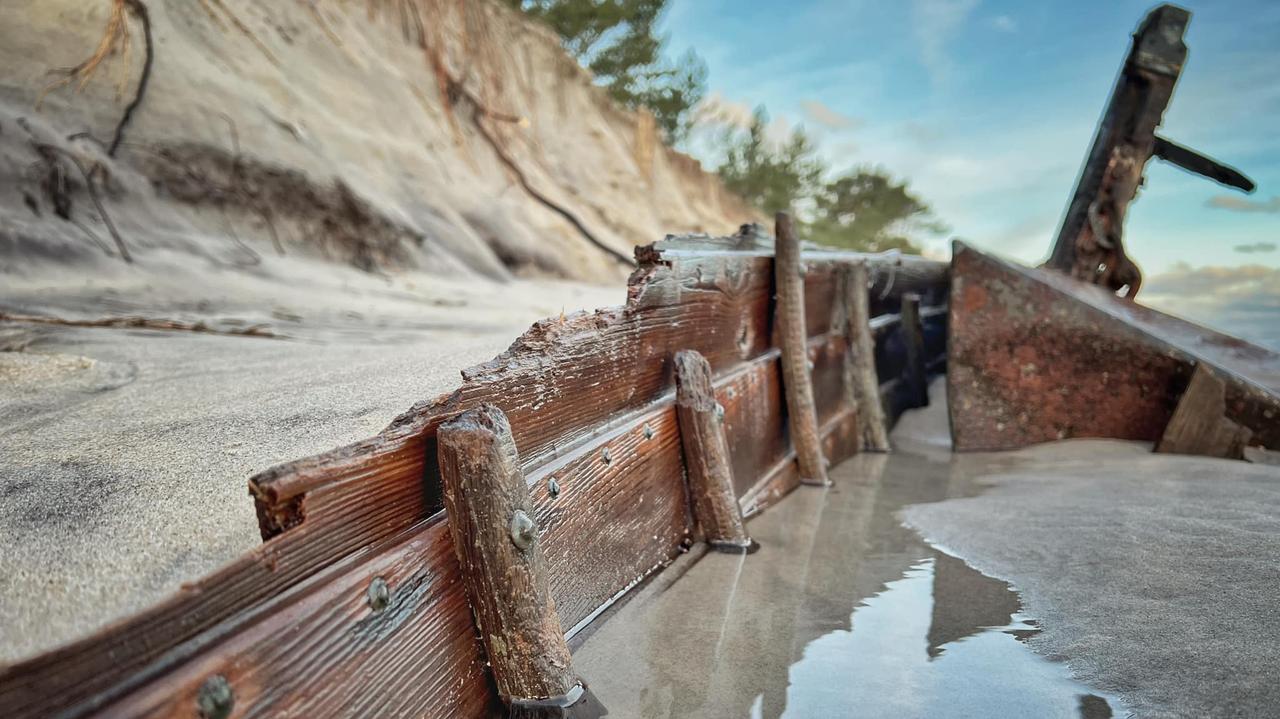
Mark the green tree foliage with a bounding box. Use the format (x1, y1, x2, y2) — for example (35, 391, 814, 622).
(809, 168, 946, 253)
(506, 0, 706, 143)
(716, 107, 823, 216)
(714, 107, 943, 253)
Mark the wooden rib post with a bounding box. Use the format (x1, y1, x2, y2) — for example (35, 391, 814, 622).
(437, 404, 606, 719)
(844, 263, 891, 451)
(774, 212, 830, 486)
(673, 350, 757, 554)
(900, 293, 929, 408)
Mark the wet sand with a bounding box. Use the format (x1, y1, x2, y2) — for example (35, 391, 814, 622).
(575, 382, 1280, 718)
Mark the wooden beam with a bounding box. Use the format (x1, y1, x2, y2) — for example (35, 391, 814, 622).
(1155, 366, 1252, 460)
(674, 350, 756, 553)
(0, 232, 950, 718)
(437, 405, 605, 717)
(844, 264, 890, 451)
(774, 212, 829, 486)
(900, 293, 929, 408)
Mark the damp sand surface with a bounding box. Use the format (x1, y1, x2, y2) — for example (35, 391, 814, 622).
(575, 383, 1280, 718)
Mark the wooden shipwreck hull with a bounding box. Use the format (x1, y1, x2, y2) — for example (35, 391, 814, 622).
(0, 229, 948, 718)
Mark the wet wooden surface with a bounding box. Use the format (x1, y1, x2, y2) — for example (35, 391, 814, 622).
(0, 236, 948, 718)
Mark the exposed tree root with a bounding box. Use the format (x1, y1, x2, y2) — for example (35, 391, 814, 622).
(0, 313, 284, 339)
(108, 0, 152, 157)
(448, 79, 633, 267)
(36, 143, 132, 263)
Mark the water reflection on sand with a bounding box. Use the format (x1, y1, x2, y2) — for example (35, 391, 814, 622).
(574, 446, 1123, 718)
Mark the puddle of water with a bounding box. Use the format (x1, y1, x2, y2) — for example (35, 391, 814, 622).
(573, 448, 1125, 719)
(777, 555, 1114, 719)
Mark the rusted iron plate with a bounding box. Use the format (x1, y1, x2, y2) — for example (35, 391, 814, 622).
(949, 242, 1280, 451)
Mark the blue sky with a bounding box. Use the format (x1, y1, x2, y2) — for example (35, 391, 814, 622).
(660, 0, 1280, 276)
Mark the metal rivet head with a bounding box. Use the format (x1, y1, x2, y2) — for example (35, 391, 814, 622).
(601, 447, 612, 465)
(714, 403, 726, 423)
(367, 577, 390, 612)
(547, 477, 561, 499)
(642, 424, 654, 440)
(197, 675, 234, 719)
(510, 510, 536, 551)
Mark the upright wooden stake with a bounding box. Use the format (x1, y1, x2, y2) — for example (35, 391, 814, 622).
(674, 350, 756, 553)
(437, 404, 606, 719)
(843, 264, 890, 451)
(774, 212, 829, 486)
(901, 293, 929, 408)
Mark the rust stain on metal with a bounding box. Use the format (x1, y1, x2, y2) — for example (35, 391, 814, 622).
(949, 242, 1280, 452)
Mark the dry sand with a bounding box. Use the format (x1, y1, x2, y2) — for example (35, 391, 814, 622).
(0, 251, 619, 662)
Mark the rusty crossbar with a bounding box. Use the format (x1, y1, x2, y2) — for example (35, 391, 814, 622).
(0, 226, 949, 718)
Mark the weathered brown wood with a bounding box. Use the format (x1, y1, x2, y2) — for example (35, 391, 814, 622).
(900, 293, 928, 408)
(1155, 366, 1253, 459)
(436, 405, 597, 716)
(1047, 5, 1190, 298)
(843, 264, 891, 451)
(0, 231, 950, 718)
(642, 228, 950, 302)
(100, 516, 497, 718)
(674, 350, 754, 553)
(774, 212, 829, 486)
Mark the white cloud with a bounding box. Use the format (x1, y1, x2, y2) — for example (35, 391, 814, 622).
(1206, 195, 1280, 214)
(911, 0, 979, 86)
(1235, 242, 1277, 254)
(1142, 264, 1280, 350)
(799, 100, 862, 131)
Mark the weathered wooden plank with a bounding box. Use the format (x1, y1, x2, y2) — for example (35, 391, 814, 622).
(437, 406, 602, 717)
(949, 241, 1280, 451)
(675, 350, 754, 552)
(529, 404, 691, 631)
(775, 213, 829, 486)
(100, 516, 497, 718)
(1155, 366, 1252, 459)
(901, 293, 929, 408)
(842, 264, 890, 451)
(0, 233, 950, 718)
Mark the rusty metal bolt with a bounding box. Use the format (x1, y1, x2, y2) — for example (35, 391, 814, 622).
(547, 477, 561, 499)
(367, 577, 390, 612)
(510, 510, 537, 551)
(196, 675, 234, 719)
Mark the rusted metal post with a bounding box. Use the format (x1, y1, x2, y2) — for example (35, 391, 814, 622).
(900, 293, 928, 408)
(774, 212, 830, 486)
(1046, 4, 1190, 298)
(842, 263, 891, 451)
(673, 350, 757, 554)
(437, 404, 606, 719)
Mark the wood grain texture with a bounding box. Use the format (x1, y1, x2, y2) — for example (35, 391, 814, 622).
(437, 405, 576, 702)
(774, 212, 829, 486)
(1155, 366, 1252, 459)
(900, 293, 929, 409)
(843, 264, 891, 451)
(0, 231, 950, 719)
(675, 350, 752, 549)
